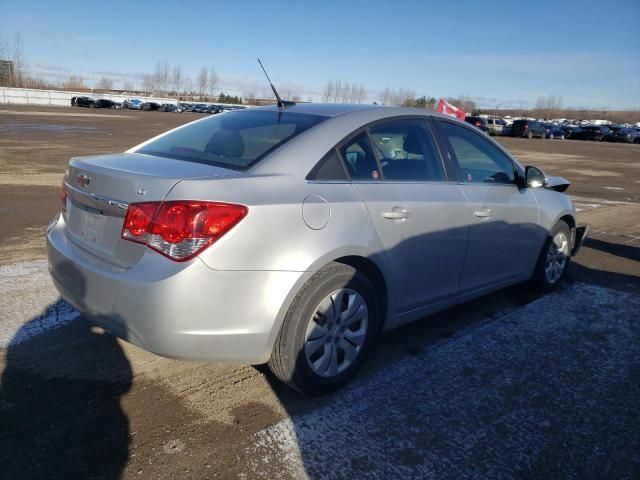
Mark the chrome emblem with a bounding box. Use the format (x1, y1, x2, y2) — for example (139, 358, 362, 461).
(77, 173, 91, 188)
(137, 187, 147, 196)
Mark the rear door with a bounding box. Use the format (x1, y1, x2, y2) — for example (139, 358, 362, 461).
(433, 119, 540, 291)
(344, 117, 470, 311)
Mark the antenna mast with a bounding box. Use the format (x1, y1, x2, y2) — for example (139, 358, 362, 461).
(257, 58, 295, 108)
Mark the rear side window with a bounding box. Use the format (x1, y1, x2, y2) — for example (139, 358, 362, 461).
(339, 132, 380, 181)
(137, 110, 326, 171)
(440, 122, 515, 185)
(307, 149, 348, 181)
(369, 119, 445, 181)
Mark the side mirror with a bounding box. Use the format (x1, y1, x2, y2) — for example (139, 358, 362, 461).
(525, 165, 547, 188)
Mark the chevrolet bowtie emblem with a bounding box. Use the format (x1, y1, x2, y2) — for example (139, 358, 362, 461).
(77, 173, 91, 187)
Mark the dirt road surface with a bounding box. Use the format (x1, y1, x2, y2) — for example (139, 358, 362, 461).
(1, 106, 639, 479)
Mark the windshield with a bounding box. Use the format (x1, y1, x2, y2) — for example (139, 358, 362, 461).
(137, 109, 327, 170)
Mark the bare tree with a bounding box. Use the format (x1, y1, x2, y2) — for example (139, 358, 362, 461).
(171, 66, 182, 94)
(322, 80, 335, 102)
(534, 94, 563, 110)
(97, 76, 114, 90)
(197, 67, 208, 97)
(0, 32, 26, 87)
(182, 75, 193, 95)
(121, 79, 135, 92)
(207, 66, 220, 97)
(242, 80, 261, 104)
(141, 73, 154, 93)
(153, 61, 170, 94)
(62, 75, 87, 90)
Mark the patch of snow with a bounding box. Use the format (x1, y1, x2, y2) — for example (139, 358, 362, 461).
(0, 260, 78, 348)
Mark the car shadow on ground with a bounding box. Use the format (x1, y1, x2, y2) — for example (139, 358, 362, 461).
(0, 295, 132, 480)
(581, 237, 640, 263)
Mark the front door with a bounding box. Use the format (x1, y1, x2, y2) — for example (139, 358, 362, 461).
(435, 119, 540, 291)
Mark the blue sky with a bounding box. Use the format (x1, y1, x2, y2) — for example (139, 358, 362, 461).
(2, 0, 639, 109)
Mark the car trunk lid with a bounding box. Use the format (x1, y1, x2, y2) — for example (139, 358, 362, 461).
(64, 152, 240, 267)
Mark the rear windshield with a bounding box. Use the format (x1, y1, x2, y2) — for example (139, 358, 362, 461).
(137, 110, 326, 170)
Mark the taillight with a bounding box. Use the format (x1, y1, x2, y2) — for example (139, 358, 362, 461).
(121, 201, 247, 261)
(475, 121, 481, 126)
(61, 181, 68, 213)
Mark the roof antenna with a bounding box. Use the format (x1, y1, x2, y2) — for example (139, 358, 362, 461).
(257, 58, 295, 108)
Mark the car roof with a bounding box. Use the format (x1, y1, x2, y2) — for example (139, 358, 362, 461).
(251, 102, 468, 123)
(255, 103, 377, 117)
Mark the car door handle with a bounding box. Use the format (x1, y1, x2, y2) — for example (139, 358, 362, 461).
(474, 208, 491, 218)
(383, 208, 411, 220)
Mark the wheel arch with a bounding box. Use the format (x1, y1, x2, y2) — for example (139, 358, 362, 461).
(262, 251, 393, 364)
(334, 255, 389, 333)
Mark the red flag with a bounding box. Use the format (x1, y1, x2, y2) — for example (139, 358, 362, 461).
(436, 99, 466, 120)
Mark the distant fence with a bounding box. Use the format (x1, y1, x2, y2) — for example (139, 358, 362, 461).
(0, 87, 179, 107)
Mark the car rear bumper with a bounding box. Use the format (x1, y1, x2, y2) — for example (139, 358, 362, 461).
(47, 214, 303, 364)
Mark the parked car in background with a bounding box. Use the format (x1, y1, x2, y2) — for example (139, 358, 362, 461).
(72, 96, 96, 108)
(48, 104, 587, 395)
(571, 126, 610, 141)
(159, 104, 177, 112)
(94, 99, 121, 109)
(603, 125, 625, 142)
(122, 99, 144, 110)
(561, 125, 581, 139)
(205, 105, 222, 114)
(541, 123, 565, 140)
(485, 118, 504, 136)
(464, 116, 490, 134)
(140, 102, 161, 111)
(192, 104, 210, 113)
(176, 103, 193, 113)
(501, 123, 512, 136)
(613, 128, 640, 144)
(510, 120, 547, 139)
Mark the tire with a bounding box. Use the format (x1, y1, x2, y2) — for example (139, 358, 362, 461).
(527, 131, 533, 139)
(89, 103, 96, 108)
(268, 262, 380, 395)
(531, 221, 571, 293)
(560, 135, 565, 140)
(548, 133, 554, 140)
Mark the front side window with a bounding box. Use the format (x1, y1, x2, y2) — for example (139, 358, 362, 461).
(137, 110, 326, 170)
(440, 121, 515, 185)
(369, 119, 445, 181)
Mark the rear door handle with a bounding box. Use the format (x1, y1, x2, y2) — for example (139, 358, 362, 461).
(474, 208, 491, 218)
(383, 207, 410, 220)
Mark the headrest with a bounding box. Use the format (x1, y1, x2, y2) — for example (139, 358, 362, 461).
(403, 131, 423, 155)
(206, 130, 244, 158)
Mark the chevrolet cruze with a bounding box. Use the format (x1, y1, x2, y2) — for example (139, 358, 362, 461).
(47, 104, 587, 395)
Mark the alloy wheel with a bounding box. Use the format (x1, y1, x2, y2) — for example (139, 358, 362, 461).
(545, 231, 569, 284)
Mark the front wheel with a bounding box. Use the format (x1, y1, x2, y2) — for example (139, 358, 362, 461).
(531, 221, 571, 293)
(268, 262, 379, 395)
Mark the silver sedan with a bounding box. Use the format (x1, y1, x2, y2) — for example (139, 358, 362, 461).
(47, 104, 588, 395)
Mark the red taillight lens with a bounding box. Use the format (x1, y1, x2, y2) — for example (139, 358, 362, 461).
(475, 121, 481, 126)
(121, 201, 247, 261)
(61, 181, 68, 213)
(123, 202, 157, 237)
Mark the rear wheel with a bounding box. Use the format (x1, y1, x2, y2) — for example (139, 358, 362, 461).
(268, 262, 379, 395)
(548, 133, 554, 140)
(527, 131, 533, 139)
(531, 221, 571, 292)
